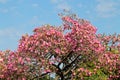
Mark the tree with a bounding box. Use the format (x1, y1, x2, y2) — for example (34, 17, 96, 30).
(0, 13, 120, 80)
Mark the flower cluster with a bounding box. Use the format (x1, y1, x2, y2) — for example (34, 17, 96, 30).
(0, 14, 120, 80)
(0, 51, 6, 78)
(62, 16, 104, 54)
(18, 25, 69, 56)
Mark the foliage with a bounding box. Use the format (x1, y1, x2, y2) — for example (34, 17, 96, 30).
(0, 13, 120, 80)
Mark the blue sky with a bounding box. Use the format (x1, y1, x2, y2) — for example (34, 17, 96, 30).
(0, 0, 120, 50)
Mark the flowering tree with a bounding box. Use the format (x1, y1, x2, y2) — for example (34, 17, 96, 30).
(0, 51, 7, 78)
(96, 34, 120, 79)
(0, 13, 120, 80)
(16, 14, 104, 80)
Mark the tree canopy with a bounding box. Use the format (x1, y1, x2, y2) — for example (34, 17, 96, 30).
(0, 13, 120, 80)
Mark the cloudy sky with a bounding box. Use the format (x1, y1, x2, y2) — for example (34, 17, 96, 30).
(0, 0, 120, 50)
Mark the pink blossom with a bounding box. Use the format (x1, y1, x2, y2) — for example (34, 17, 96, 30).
(55, 48, 61, 54)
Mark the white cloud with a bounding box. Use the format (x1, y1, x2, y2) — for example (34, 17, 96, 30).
(50, 0, 63, 3)
(32, 3, 39, 7)
(57, 3, 71, 11)
(17, 0, 24, 3)
(21, 16, 44, 29)
(10, 6, 17, 10)
(29, 16, 42, 25)
(0, 8, 8, 13)
(0, 0, 7, 4)
(0, 7, 18, 14)
(0, 28, 23, 50)
(77, 3, 83, 8)
(96, 0, 120, 18)
(51, 0, 58, 3)
(0, 28, 22, 39)
(51, 0, 71, 11)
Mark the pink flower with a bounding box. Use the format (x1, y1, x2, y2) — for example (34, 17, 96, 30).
(22, 78, 26, 80)
(0, 58, 3, 62)
(18, 57, 24, 64)
(55, 48, 61, 54)
(44, 69, 51, 73)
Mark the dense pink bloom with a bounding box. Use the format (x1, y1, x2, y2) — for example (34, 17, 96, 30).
(0, 14, 120, 79)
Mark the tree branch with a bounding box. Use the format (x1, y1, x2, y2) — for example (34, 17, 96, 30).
(62, 54, 81, 71)
(32, 72, 50, 79)
(58, 50, 73, 66)
(52, 63, 64, 80)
